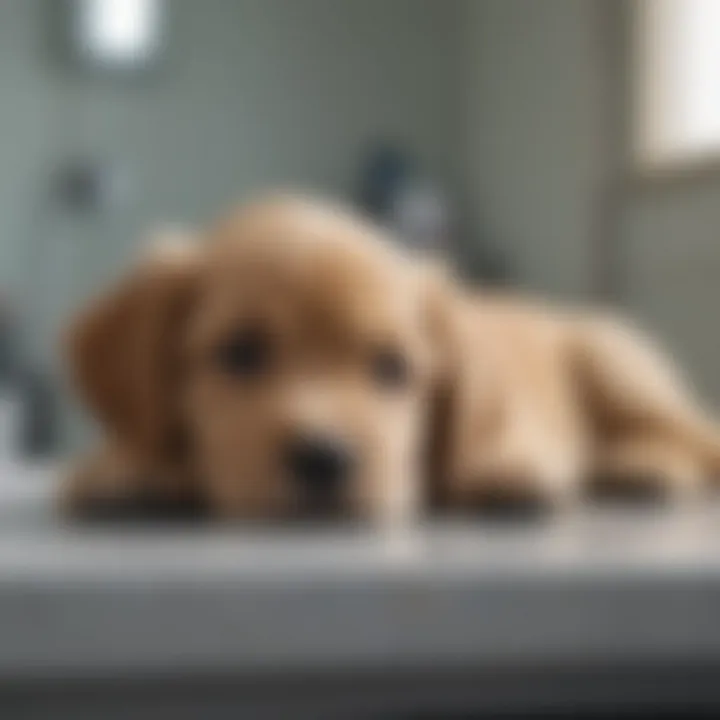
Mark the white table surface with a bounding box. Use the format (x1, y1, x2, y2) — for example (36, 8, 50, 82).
(1, 461, 720, 685)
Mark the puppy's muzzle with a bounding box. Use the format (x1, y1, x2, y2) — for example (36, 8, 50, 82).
(284, 434, 353, 510)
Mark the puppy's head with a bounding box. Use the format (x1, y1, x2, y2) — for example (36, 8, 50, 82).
(69, 197, 453, 521)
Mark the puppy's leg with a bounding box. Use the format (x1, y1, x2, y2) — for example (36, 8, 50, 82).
(449, 457, 585, 514)
(591, 436, 703, 502)
(444, 411, 587, 513)
(574, 316, 720, 497)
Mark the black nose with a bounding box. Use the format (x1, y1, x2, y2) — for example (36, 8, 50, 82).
(284, 435, 353, 495)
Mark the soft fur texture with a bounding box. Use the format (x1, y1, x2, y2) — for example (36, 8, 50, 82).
(63, 196, 720, 522)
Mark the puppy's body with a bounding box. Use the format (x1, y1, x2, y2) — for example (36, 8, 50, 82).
(438, 293, 720, 507)
(64, 197, 720, 521)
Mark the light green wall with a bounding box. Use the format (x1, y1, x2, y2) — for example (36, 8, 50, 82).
(0, 0, 464, 363)
(462, 0, 720, 402)
(0, 0, 464, 447)
(461, 0, 605, 299)
(11, 0, 719, 434)
(624, 177, 720, 403)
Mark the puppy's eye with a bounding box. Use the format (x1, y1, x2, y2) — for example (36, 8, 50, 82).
(370, 348, 409, 389)
(215, 327, 271, 377)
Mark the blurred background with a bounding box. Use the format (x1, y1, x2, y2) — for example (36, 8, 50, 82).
(0, 0, 719, 461)
(2, 1, 720, 715)
(0, 0, 716, 459)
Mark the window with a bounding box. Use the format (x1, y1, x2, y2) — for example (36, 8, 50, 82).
(634, 0, 720, 168)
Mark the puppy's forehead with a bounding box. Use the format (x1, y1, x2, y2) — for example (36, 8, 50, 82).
(202, 200, 420, 319)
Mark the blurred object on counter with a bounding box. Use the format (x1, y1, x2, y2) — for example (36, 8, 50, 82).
(358, 143, 452, 252)
(0, 291, 58, 461)
(356, 143, 512, 284)
(0, 291, 19, 384)
(0, 293, 23, 461)
(390, 176, 453, 253)
(18, 367, 59, 458)
(358, 144, 412, 220)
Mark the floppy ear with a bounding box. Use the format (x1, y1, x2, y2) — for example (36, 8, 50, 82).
(67, 231, 200, 464)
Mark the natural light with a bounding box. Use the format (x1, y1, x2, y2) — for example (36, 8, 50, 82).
(635, 0, 720, 167)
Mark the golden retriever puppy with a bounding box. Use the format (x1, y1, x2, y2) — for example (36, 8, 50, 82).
(64, 198, 442, 523)
(63, 195, 720, 522)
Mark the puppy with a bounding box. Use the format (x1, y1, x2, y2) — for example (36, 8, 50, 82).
(63, 195, 720, 522)
(437, 295, 720, 508)
(64, 198, 443, 523)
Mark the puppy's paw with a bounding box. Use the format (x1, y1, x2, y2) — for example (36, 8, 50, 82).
(447, 464, 575, 519)
(60, 452, 127, 515)
(587, 469, 670, 504)
(588, 442, 703, 505)
(60, 450, 202, 522)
